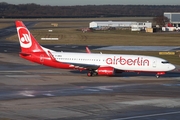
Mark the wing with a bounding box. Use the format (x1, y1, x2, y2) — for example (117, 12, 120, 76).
(68, 62, 100, 70)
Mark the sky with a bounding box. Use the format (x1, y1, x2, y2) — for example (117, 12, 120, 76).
(1, 0, 180, 6)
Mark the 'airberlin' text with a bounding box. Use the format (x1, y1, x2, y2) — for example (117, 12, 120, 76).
(106, 56, 149, 66)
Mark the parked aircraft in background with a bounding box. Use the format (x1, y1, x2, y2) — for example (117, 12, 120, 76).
(15, 21, 175, 78)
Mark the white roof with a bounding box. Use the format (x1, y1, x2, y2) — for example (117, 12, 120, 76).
(164, 12, 180, 14)
(91, 21, 137, 24)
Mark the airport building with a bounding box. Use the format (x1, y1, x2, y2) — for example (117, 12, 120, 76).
(163, 12, 180, 31)
(131, 22, 152, 31)
(89, 21, 137, 29)
(89, 21, 152, 31)
(164, 12, 180, 27)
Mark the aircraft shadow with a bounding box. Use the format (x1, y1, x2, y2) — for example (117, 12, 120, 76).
(69, 70, 180, 78)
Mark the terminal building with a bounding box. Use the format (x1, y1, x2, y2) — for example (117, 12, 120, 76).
(89, 21, 152, 31)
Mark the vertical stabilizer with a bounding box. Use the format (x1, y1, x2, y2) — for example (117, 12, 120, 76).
(15, 21, 44, 53)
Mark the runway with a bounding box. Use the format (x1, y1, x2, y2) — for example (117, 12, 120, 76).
(0, 21, 180, 120)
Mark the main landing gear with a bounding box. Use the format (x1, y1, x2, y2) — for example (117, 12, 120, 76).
(87, 70, 98, 77)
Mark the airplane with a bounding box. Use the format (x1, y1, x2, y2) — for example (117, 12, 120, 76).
(15, 20, 175, 78)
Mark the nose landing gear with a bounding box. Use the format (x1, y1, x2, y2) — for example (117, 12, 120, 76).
(156, 72, 165, 78)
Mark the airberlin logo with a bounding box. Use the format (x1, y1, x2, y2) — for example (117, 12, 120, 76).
(106, 56, 149, 66)
(17, 27, 32, 48)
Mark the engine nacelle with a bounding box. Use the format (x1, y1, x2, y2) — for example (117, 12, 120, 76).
(96, 67, 114, 76)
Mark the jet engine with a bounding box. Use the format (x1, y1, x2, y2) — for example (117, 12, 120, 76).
(96, 67, 114, 76)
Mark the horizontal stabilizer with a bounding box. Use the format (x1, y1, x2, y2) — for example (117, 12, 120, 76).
(48, 51, 57, 62)
(19, 52, 31, 56)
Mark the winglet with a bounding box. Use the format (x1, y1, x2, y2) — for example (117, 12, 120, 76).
(86, 46, 91, 53)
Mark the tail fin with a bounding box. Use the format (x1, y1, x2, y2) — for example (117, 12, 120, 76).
(15, 21, 44, 53)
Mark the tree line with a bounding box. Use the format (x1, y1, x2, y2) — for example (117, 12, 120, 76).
(0, 2, 180, 18)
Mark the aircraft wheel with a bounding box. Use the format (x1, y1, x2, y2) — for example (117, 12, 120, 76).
(87, 72, 92, 77)
(156, 74, 160, 78)
(92, 72, 98, 76)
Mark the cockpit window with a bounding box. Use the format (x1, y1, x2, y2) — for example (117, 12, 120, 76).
(161, 61, 169, 64)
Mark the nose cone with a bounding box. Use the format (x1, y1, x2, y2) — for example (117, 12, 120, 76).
(169, 64, 176, 71)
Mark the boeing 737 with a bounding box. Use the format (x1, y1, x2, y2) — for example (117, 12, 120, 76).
(15, 21, 175, 78)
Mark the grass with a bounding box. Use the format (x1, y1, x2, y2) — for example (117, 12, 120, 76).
(8, 27, 180, 46)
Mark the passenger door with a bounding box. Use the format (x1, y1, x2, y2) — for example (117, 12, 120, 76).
(152, 60, 156, 68)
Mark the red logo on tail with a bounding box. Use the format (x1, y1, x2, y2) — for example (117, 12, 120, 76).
(17, 27, 32, 48)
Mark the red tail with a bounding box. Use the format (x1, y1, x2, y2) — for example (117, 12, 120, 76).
(15, 21, 44, 53)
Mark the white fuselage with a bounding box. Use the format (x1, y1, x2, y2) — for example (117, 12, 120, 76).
(51, 52, 175, 72)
